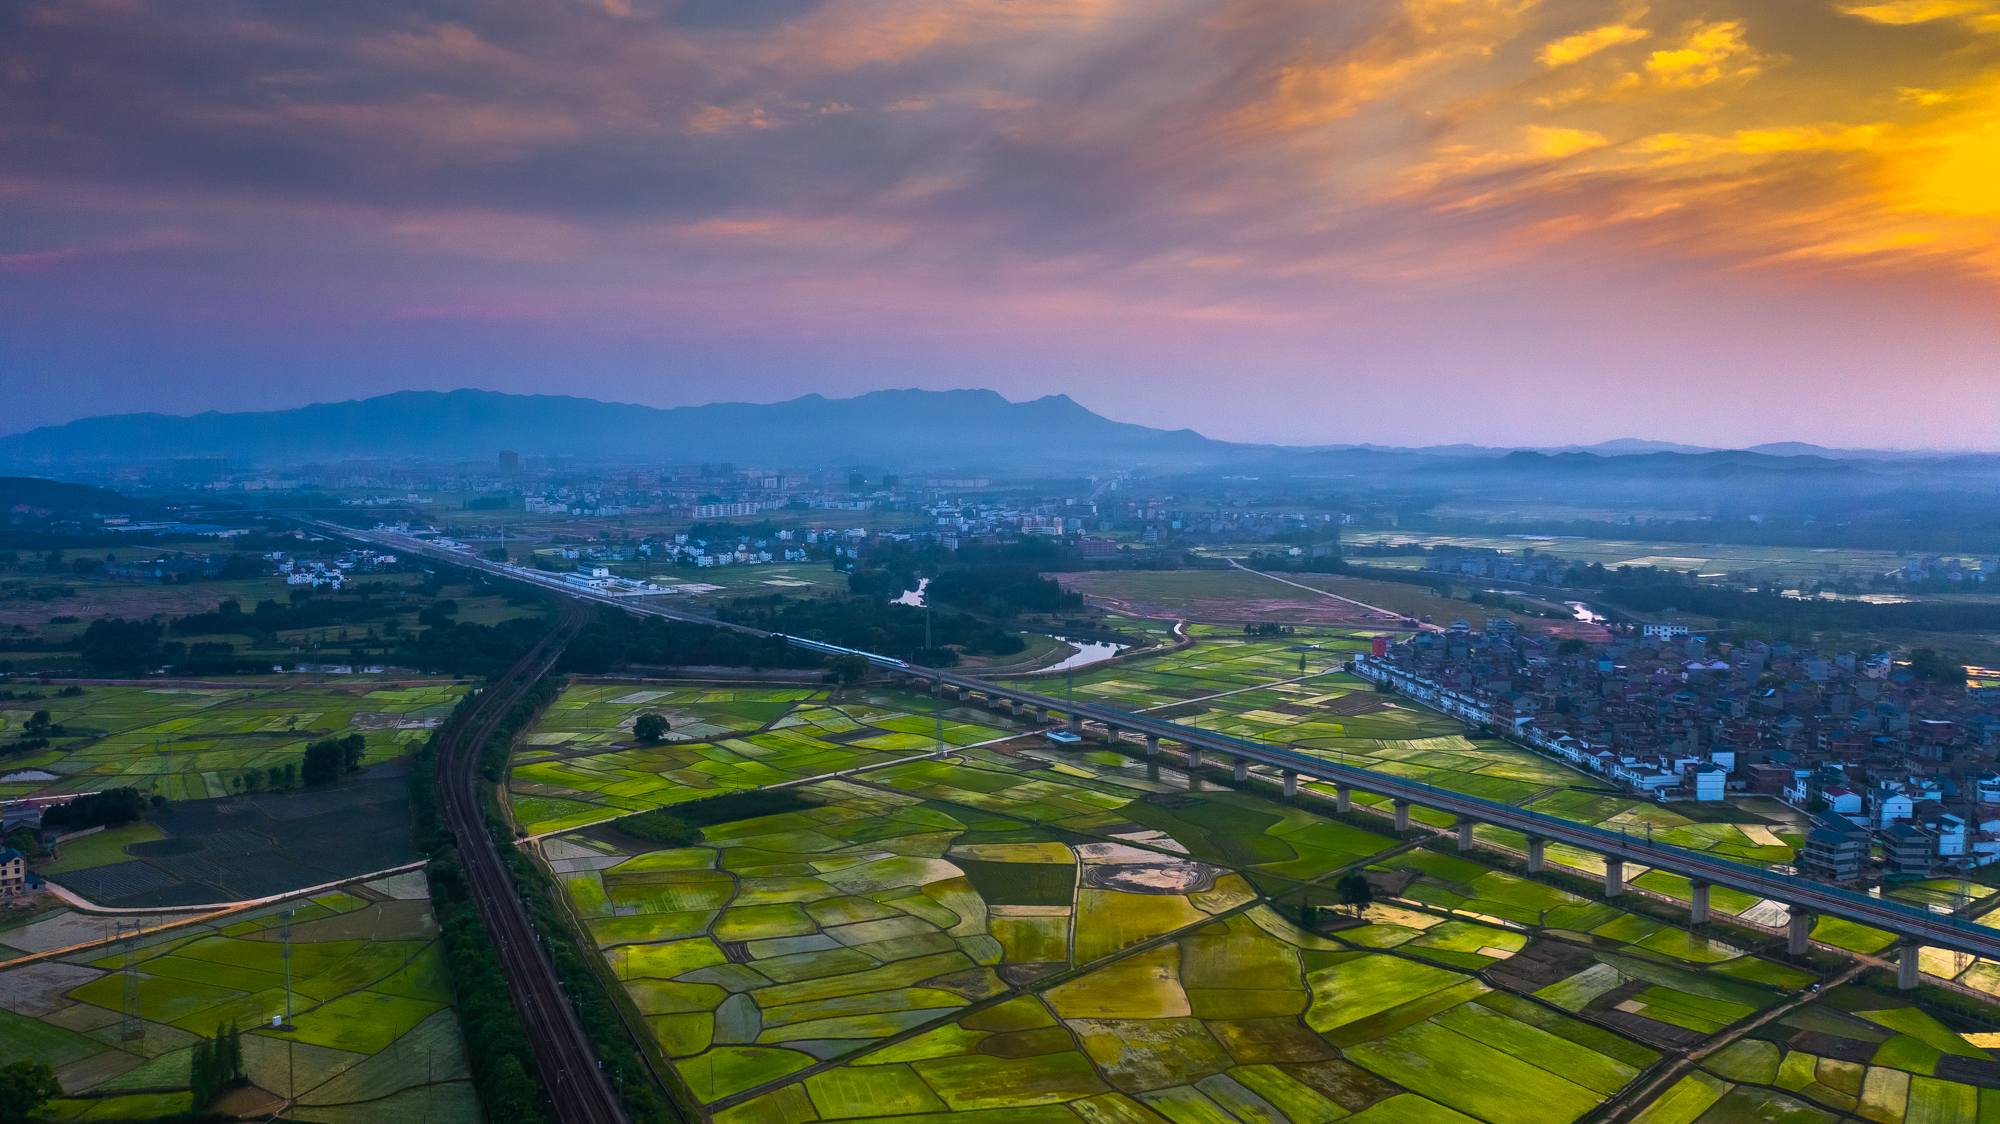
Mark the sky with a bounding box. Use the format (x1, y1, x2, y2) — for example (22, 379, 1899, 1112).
(3, 0, 1999, 449)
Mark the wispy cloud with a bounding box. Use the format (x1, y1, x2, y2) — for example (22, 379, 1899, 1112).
(3, 0, 2000, 445)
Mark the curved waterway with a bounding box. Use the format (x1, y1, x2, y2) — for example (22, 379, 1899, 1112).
(1046, 636, 1131, 671)
(894, 580, 1128, 671)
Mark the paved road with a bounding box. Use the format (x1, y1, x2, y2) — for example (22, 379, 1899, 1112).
(319, 522, 2000, 961)
(432, 596, 633, 1124)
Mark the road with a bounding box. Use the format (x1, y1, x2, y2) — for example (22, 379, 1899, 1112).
(320, 522, 2000, 962)
(1224, 556, 1432, 628)
(432, 596, 632, 1124)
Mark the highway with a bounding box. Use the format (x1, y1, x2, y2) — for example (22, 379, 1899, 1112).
(324, 521, 2000, 963)
(432, 595, 631, 1124)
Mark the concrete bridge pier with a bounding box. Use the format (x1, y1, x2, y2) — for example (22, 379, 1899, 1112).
(1031, 706, 1047, 724)
(1788, 908, 1814, 956)
(1690, 880, 1711, 926)
(1282, 770, 1298, 797)
(1145, 734, 1160, 758)
(1187, 747, 1205, 770)
(1526, 836, 1546, 874)
(1898, 942, 1922, 990)
(1456, 819, 1475, 851)
(1105, 725, 1122, 746)
(1604, 858, 1625, 898)
(1232, 757, 1248, 782)
(1393, 800, 1411, 832)
(1009, 700, 1022, 718)
(1335, 784, 1352, 814)
(1067, 712, 1082, 735)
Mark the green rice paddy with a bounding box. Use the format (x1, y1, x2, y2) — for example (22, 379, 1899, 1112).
(0, 872, 476, 1122)
(506, 632, 1995, 1123)
(536, 697, 1890, 1123)
(0, 683, 467, 803)
(511, 684, 1031, 834)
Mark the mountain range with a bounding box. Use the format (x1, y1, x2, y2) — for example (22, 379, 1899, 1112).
(0, 388, 1977, 472)
(0, 388, 1222, 471)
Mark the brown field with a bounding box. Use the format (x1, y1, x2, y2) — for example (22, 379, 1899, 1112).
(1057, 568, 1612, 640)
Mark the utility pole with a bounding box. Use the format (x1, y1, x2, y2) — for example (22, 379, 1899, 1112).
(279, 908, 296, 1030)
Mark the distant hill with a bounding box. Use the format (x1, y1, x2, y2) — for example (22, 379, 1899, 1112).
(0, 388, 1235, 471)
(0, 477, 149, 514)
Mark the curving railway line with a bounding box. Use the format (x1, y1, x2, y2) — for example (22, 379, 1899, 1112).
(432, 597, 633, 1124)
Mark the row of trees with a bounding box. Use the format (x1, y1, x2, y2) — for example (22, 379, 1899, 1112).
(188, 1021, 245, 1107)
(41, 786, 157, 831)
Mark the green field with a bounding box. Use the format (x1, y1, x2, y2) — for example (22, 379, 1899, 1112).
(0, 683, 467, 803)
(535, 709, 1881, 1122)
(506, 629, 1999, 1122)
(510, 683, 1044, 834)
(0, 872, 476, 1122)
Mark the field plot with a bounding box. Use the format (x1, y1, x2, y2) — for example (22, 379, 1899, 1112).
(540, 718, 1873, 1124)
(0, 683, 466, 804)
(1653, 985, 2000, 1124)
(1350, 533, 1913, 586)
(31, 770, 424, 909)
(0, 872, 476, 1123)
(1056, 569, 1434, 628)
(511, 683, 1025, 834)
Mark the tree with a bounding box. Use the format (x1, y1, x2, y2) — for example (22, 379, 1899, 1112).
(1335, 871, 1373, 916)
(78, 618, 164, 676)
(0, 1060, 61, 1124)
(23, 711, 51, 736)
(188, 1021, 243, 1108)
(41, 787, 148, 830)
(633, 713, 668, 743)
(189, 1034, 215, 1108)
(826, 653, 869, 697)
(301, 734, 367, 786)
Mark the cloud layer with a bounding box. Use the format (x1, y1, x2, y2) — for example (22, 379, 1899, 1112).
(3, 0, 1997, 446)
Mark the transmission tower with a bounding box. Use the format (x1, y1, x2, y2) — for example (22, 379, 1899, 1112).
(117, 920, 143, 1043)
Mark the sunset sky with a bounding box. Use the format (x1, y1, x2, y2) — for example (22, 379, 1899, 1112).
(4, 0, 1998, 448)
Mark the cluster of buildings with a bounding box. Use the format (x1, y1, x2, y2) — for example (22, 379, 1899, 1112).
(1421, 548, 1576, 586)
(1896, 556, 2000, 585)
(273, 548, 400, 589)
(1353, 622, 2000, 883)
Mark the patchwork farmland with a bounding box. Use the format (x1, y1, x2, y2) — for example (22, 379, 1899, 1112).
(540, 736, 2000, 1123)
(0, 872, 474, 1122)
(3, 683, 467, 909)
(509, 684, 1032, 836)
(499, 634, 2000, 1122)
(1, 683, 467, 804)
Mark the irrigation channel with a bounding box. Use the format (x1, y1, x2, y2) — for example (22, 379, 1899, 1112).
(432, 595, 634, 1124)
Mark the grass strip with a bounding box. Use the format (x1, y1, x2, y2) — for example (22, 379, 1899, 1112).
(411, 692, 552, 1124)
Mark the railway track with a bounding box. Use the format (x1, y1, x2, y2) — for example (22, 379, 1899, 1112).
(433, 597, 632, 1124)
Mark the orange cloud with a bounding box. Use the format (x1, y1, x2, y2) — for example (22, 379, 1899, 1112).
(1538, 23, 1650, 67)
(1641, 20, 1763, 88)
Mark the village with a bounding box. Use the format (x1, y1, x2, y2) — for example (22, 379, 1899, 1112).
(1354, 620, 2000, 885)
